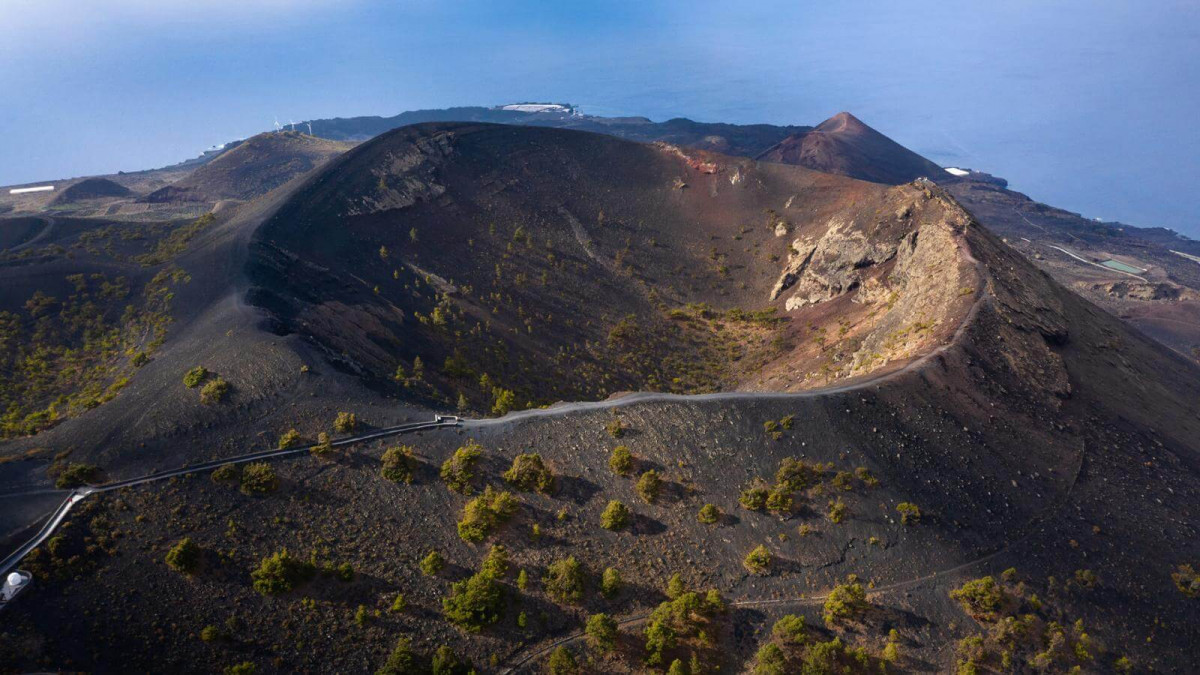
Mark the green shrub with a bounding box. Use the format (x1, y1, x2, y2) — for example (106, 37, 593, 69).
(636, 470, 663, 503)
(381, 446, 415, 483)
(334, 411, 358, 433)
(239, 462, 278, 495)
(278, 429, 301, 449)
(1172, 564, 1199, 598)
(311, 432, 333, 457)
(442, 570, 506, 631)
(490, 388, 516, 415)
(744, 545, 771, 574)
(517, 569, 528, 590)
(224, 662, 256, 675)
(854, 466, 879, 487)
(183, 366, 208, 388)
(949, 577, 1007, 621)
(827, 498, 847, 524)
(54, 462, 99, 488)
(441, 441, 483, 494)
(457, 487, 518, 542)
(753, 642, 787, 675)
(823, 581, 868, 626)
(165, 537, 201, 574)
(420, 550, 445, 576)
(766, 485, 793, 514)
(771, 614, 807, 644)
(605, 418, 624, 438)
(666, 573, 685, 600)
(131, 351, 149, 367)
(601, 566, 622, 598)
(390, 594, 407, 613)
(585, 613, 618, 652)
(609, 445, 633, 475)
(200, 624, 223, 642)
(211, 463, 239, 482)
(200, 377, 230, 404)
(250, 549, 314, 596)
(378, 636, 422, 674)
(503, 453, 554, 493)
(739, 480, 770, 511)
(431, 645, 472, 675)
(775, 457, 823, 491)
(544, 556, 585, 604)
(481, 544, 509, 578)
(896, 502, 921, 525)
(697, 503, 720, 524)
(547, 646, 579, 675)
(644, 619, 676, 666)
(600, 500, 631, 531)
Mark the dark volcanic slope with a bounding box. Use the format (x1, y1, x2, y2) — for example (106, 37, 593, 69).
(142, 131, 352, 203)
(756, 112, 947, 185)
(247, 122, 977, 410)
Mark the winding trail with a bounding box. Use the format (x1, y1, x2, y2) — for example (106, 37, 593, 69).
(0, 418, 462, 580)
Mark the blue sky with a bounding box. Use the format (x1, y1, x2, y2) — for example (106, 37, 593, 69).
(2, 0, 1198, 235)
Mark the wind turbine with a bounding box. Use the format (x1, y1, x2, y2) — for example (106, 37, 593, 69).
(273, 117, 282, 132)
(289, 119, 296, 132)
(307, 122, 313, 136)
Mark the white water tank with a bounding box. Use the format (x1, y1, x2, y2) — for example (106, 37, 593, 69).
(6, 572, 22, 587)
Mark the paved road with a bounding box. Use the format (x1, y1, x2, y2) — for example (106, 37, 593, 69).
(0, 418, 461, 580)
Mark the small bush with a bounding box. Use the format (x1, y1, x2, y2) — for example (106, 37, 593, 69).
(211, 463, 239, 482)
(457, 487, 519, 542)
(1172, 564, 1199, 598)
(200, 625, 223, 642)
(481, 544, 509, 578)
(666, 573, 685, 600)
(278, 429, 301, 449)
(823, 581, 868, 626)
(250, 549, 314, 596)
(503, 452, 554, 493)
(390, 594, 407, 613)
(200, 377, 230, 404)
(744, 545, 771, 574)
(544, 556, 585, 605)
(240, 462, 278, 495)
(605, 418, 624, 438)
(381, 445, 415, 483)
(600, 500, 631, 531)
(131, 351, 149, 367)
(609, 445, 633, 475)
(636, 470, 663, 503)
(54, 462, 99, 488)
(547, 646, 579, 675)
(771, 614, 807, 644)
(739, 480, 770, 511)
(949, 576, 1007, 621)
(697, 503, 720, 524)
(334, 411, 358, 433)
(379, 636, 421, 674)
(442, 570, 506, 632)
(420, 550, 446, 576)
(431, 645, 472, 675)
(441, 440, 483, 494)
(165, 537, 201, 575)
(601, 566, 622, 598)
(896, 502, 921, 525)
(311, 432, 333, 457)
(585, 613, 618, 652)
(776, 457, 823, 491)
(224, 663, 256, 675)
(827, 498, 847, 524)
(753, 642, 787, 675)
(183, 366, 208, 388)
(766, 485, 793, 514)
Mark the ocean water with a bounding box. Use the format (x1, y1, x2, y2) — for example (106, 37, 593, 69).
(2, 0, 1197, 236)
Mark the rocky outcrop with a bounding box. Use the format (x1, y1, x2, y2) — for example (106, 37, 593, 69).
(1084, 280, 1197, 302)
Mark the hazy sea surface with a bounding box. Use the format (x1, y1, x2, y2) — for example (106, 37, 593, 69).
(2, 0, 1197, 236)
